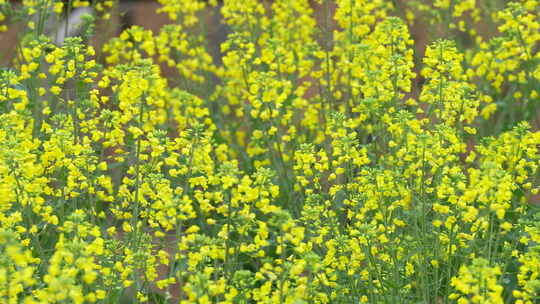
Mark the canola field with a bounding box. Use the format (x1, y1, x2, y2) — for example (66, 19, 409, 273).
(1, 0, 540, 303)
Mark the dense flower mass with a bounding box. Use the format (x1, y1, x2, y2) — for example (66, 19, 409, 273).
(0, 0, 540, 303)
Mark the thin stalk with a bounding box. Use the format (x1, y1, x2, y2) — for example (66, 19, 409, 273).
(131, 96, 144, 239)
